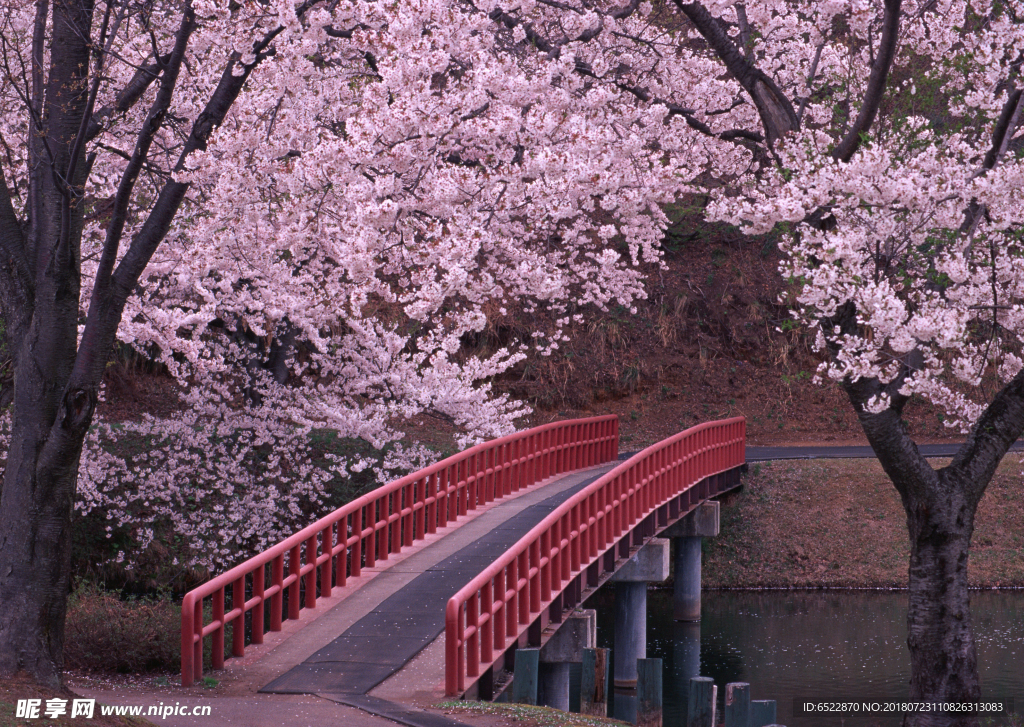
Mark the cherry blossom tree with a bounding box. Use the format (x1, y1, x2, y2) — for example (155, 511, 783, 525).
(0, 1, 1020, 722)
(580, 0, 1017, 722)
(688, 7, 1022, 724)
(0, 0, 682, 685)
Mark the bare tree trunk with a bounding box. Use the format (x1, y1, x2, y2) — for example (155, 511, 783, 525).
(903, 482, 980, 727)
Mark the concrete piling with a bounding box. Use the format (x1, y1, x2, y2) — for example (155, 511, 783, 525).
(661, 502, 719, 622)
(535, 610, 595, 711)
(613, 582, 647, 687)
(538, 663, 570, 711)
(610, 539, 669, 687)
(673, 537, 702, 621)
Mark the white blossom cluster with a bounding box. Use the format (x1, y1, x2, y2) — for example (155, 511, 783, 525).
(703, 1, 1024, 429)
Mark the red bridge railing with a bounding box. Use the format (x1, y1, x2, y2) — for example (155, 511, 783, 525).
(444, 416, 745, 696)
(180, 415, 618, 686)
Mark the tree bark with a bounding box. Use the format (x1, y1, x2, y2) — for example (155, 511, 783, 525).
(0, 0, 94, 684)
(673, 0, 799, 148)
(904, 480, 980, 727)
(0, 351, 89, 686)
(855, 406, 984, 727)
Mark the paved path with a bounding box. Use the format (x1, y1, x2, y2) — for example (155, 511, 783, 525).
(261, 470, 609, 696)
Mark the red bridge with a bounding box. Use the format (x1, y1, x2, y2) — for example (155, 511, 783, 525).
(180, 415, 747, 718)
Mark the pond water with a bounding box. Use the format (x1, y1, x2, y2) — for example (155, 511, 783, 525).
(585, 589, 1024, 727)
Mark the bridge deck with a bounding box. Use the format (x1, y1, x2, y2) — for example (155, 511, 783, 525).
(224, 463, 619, 702)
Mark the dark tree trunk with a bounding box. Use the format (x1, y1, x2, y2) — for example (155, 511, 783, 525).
(0, 0, 94, 685)
(836, 328, 1024, 726)
(903, 477, 980, 727)
(0, 358, 90, 686)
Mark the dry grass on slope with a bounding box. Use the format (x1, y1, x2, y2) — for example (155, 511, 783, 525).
(702, 457, 1024, 589)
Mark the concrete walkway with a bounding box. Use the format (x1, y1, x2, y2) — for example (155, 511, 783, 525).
(70, 463, 619, 727)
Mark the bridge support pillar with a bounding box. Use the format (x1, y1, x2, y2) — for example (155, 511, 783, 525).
(538, 609, 596, 711)
(661, 502, 719, 622)
(610, 539, 669, 688)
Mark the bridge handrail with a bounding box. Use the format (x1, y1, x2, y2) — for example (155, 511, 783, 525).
(444, 416, 745, 695)
(181, 415, 619, 686)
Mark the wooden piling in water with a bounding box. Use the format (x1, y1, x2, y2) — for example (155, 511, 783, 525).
(580, 648, 609, 716)
(750, 699, 777, 727)
(512, 648, 539, 705)
(724, 682, 750, 727)
(636, 658, 663, 727)
(687, 676, 714, 727)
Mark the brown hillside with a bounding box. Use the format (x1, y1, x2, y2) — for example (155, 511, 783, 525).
(499, 213, 957, 448)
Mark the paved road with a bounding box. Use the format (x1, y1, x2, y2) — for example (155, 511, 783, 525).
(746, 441, 1024, 462)
(619, 441, 1024, 463)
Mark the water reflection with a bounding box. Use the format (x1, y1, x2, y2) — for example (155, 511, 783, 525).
(587, 590, 1024, 727)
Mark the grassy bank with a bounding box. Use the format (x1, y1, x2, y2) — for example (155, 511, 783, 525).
(436, 700, 628, 726)
(701, 456, 1024, 589)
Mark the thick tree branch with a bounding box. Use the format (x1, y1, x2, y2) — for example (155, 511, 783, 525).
(962, 88, 1023, 239)
(25, 0, 48, 271)
(64, 0, 116, 202)
(734, 3, 752, 58)
(674, 1, 798, 148)
(982, 88, 1024, 171)
(946, 368, 1024, 506)
(84, 55, 169, 143)
(0, 178, 32, 371)
(0, 164, 29, 291)
(831, 0, 902, 162)
(75, 8, 197, 391)
(796, 38, 827, 125)
(822, 302, 937, 505)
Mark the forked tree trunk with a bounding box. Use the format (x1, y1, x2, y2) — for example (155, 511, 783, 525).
(0, 0, 95, 687)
